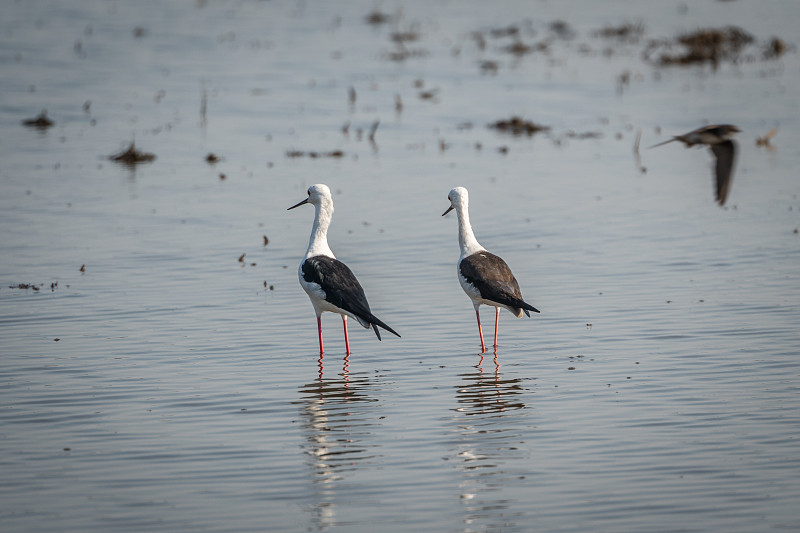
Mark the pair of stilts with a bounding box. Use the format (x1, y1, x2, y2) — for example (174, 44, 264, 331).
(288, 185, 538, 356)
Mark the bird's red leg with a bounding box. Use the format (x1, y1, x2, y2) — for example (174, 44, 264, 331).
(476, 309, 486, 353)
(493, 307, 500, 352)
(342, 315, 351, 355)
(317, 316, 324, 355)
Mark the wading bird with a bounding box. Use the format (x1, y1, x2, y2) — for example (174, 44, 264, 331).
(288, 184, 399, 355)
(443, 187, 539, 353)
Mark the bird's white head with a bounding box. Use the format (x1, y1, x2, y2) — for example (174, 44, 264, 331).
(288, 183, 334, 212)
(288, 184, 336, 258)
(442, 186, 484, 257)
(442, 186, 468, 216)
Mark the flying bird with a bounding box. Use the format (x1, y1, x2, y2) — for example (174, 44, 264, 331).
(443, 187, 539, 353)
(288, 184, 400, 356)
(650, 124, 741, 205)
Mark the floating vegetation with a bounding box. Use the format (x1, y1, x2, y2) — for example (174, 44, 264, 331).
(479, 60, 499, 74)
(646, 26, 765, 68)
(384, 47, 428, 62)
(503, 40, 548, 56)
(365, 10, 393, 26)
(391, 31, 420, 44)
(549, 20, 576, 40)
(595, 22, 645, 43)
(565, 130, 603, 140)
(489, 25, 519, 39)
(8, 282, 60, 292)
(762, 37, 790, 60)
(109, 142, 156, 166)
(756, 129, 778, 150)
(418, 88, 440, 101)
(22, 110, 54, 130)
(368, 120, 380, 143)
(489, 116, 550, 136)
(504, 40, 532, 56)
(9, 283, 40, 291)
(285, 149, 344, 159)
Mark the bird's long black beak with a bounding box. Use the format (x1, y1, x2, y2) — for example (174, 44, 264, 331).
(287, 198, 309, 210)
(442, 205, 454, 216)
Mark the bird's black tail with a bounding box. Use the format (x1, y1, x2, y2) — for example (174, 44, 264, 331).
(368, 315, 400, 340)
(521, 301, 540, 317)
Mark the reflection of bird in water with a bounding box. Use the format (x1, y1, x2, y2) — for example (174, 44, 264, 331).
(443, 187, 539, 353)
(295, 372, 381, 530)
(288, 184, 400, 356)
(452, 356, 528, 530)
(454, 354, 526, 416)
(650, 124, 741, 206)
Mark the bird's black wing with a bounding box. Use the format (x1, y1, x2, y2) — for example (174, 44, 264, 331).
(460, 251, 540, 315)
(302, 256, 400, 338)
(710, 140, 736, 205)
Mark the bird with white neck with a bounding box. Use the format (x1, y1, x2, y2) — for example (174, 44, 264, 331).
(288, 184, 400, 356)
(443, 186, 539, 353)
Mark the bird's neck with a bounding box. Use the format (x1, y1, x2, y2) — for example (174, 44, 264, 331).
(456, 205, 484, 258)
(306, 203, 335, 258)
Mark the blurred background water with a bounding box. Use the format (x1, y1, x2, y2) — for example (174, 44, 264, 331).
(1, 1, 799, 531)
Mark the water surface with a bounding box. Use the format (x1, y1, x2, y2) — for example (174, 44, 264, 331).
(2, 1, 799, 531)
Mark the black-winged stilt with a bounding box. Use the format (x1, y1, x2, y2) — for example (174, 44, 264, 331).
(288, 184, 400, 356)
(443, 186, 539, 353)
(649, 124, 741, 205)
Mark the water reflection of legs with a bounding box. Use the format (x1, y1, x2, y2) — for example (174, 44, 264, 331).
(295, 371, 382, 531)
(317, 352, 351, 381)
(452, 361, 527, 531)
(342, 352, 350, 381)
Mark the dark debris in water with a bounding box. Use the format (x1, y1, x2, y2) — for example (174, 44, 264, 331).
(756, 129, 778, 150)
(384, 47, 429, 62)
(489, 116, 550, 136)
(762, 37, 791, 60)
(109, 142, 156, 166)
(391, 31, 420, 44)
(22, 110, 55, 130)
(595, 22, 645, 43)
(489, 25, 520, 39)
(9, 281, 59, 292)
(647, 26, 765, 67)
(566, 130, 603, 140)
(10, 283, 41, 291)
(365, 10, 393, 26)
(549, 20, 576, 40)
(205, 152, 220, 164)
(285, 149, 344, 159)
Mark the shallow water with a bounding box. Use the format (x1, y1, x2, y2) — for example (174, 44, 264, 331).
(2, 1, 800, 531)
